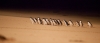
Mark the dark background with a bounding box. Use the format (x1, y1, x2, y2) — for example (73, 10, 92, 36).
(0, 0, 100, 16)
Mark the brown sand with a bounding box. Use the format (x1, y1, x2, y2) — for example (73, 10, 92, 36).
(0, 10, 100, 43)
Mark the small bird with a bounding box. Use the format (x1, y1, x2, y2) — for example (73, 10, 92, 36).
(30, 17, 37, 24)
(54, 19, 59, 26)
(33, 18, 38, 24)
(49, 18, 53, 25)
(45, 18, 50, 25)
(87, 21, 93, 28)
(37, 17, 42, 24)
(79, 20, 83, 27)
(52, 19, 57, 26)
(42, 18, 48, 25)
(57, 19, 62, 26)
(63, 20, 69, 26)
(68, 20, 74, 27)
(75, 21, 80, 27)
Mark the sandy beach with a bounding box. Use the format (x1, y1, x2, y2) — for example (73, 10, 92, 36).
(0, 10, 100, 43)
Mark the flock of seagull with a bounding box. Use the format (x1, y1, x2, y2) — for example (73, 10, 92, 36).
(30, 17, 93, 28)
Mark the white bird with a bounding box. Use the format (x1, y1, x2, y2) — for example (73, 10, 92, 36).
(75, 21, 80, 27)
(42, 18, 48, 25)
(54, 19, 59, 25)
(57, 19, 62, 25)
(79, 20, 83, 27)
(87, 21, 93, 28)
(63, 20, 69, 26)
(45, 18, 50, 25)
(49, 18, 53, 25)
(37, 17, 42, 24)
(30, 17, 37, 24)
(68, 20, 74, 27)
(52, 19, 57, 26)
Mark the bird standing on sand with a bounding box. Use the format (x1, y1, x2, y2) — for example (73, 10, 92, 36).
(30, 17, 37, 24)
(52, 19, 57, 26)
(37, 17, 42, 24)
(63, 20, 69, 26)
(68, 20, 74, 27)
(49, 18, 53, 25)
(42, 18, 48, 25)
(57, 19, 62, 26)
(45, 18, 50, 25)
(87, 21, 93, 28)
(54, 19, 59, 25)
(79, 20, 83, 27)
(75, 21, 80, 27)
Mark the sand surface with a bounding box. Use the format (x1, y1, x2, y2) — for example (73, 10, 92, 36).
(0, 10, 100, 43)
